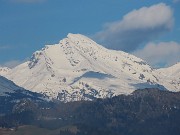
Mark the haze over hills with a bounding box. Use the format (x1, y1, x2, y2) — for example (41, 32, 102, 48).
(1, 34, 180, 102)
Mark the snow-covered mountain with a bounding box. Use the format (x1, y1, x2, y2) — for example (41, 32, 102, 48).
(155, 62, 180, 92)
(0, 76, 46, 114)
(4, 34, 179, 102)
(0, 67, 10, 76)
(0, 75, 43, 98)
(0, 76, 20, 96)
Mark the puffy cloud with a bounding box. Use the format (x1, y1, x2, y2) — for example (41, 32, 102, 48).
(133, 42, 180, 68)
(94, 3, 174, 52)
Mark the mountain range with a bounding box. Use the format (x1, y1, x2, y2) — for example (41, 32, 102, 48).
(0, 33, 180, 102)
(0, 33, 180, 135)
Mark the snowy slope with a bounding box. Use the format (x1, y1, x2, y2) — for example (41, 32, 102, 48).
(4, 34, 178, 102)
(0, 76, 47, 115)
(0, 75, 45, 99)
(0, 76, 20, 96)
(0, 67, 10, 76)
(155, 63, 180, 92)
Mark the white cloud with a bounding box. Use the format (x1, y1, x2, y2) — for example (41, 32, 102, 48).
(94, 3, 174, 52)
(133, 42, 180, 68)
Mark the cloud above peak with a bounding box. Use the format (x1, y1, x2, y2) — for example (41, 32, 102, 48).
(94, 3, 174, 52)
(173, 0, 180, 3)
(133, 42, 180, 68)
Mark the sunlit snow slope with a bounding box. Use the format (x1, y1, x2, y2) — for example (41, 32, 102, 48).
(0, 76, 20, 96)
(0, 67, 10, 76)
(0, 76, 43, 99)
(155, 63, 180, 92)
(5, 34, 179, 102)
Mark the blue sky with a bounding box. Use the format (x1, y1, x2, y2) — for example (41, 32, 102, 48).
(0, 0, 180, 68)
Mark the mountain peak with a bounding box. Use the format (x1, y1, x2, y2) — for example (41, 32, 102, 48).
(27, 33, 107, 71)
(67, 33, 80, 38)
(5, 34, 180, 101)
(66, 33, 101, 48)
(67, 33, 91, 41)
(66, 33, 89, 42)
